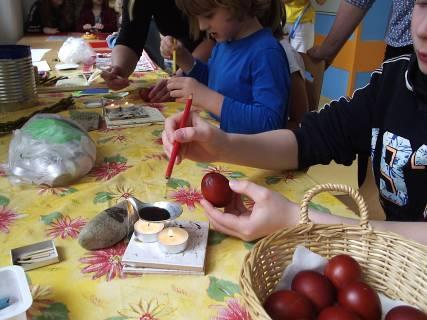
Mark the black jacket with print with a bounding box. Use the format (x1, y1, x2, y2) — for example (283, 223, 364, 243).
(295, 54, 427, 221)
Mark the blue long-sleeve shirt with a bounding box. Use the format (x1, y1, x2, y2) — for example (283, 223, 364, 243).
(188, 28, 290, 134)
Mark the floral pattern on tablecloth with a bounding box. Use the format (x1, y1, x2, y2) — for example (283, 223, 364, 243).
(0, 92, 357, 319)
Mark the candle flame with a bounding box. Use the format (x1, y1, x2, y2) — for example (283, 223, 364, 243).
(168, 229, 174, 237)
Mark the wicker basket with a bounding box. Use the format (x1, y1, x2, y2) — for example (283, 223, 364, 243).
(240, 184, 427, 319)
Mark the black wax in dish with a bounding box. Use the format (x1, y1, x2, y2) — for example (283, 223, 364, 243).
(138, 207, 170, 221)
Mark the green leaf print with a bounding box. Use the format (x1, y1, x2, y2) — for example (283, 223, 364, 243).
(167, 178, 190, 189)
(196, 162, 211, 168)
(40, 212, 63, 225)
(104, 155, 127, 164)
(0, 195, 10, 206)
(229, 171, 246, 179)
(94, 192, 114, 204)
(265, 176, 282, 185)
(60, 188, 77, 197)
(207, 276, 240, 302)
(151, 129, 163, 137)
(33, 302, 69, 320)
(243, 240, 258, 250)
(309, 202, 331, 214)
(208, 230, 228, 245)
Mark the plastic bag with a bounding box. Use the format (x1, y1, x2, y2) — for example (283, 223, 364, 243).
(58, 37, 95, 64)
(6, 114, 96, 187)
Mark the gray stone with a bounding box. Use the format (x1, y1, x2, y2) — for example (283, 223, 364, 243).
(78, 201, 138, 250)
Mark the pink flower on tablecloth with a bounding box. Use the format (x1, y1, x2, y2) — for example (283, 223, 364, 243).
(169, 187, 203, 210)
(203, 165, 233, 176)
(112, 134, 127, 143)
(27, 285, 53, 319)
(38, 185, 69, 196)
(212, 299, 252, 320)
(153, 137, 163, 145)
(117, 298, 174, 319)
(110, 184, 135, 202)
(0, 168, 6, 177)
(0, 206, 21, 233)
(89, 162, 132, 181)
(46, 216, 87, 239)
(80, 241, 127, 281)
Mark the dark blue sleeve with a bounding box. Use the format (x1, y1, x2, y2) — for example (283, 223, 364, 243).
(187, 59, 209, 85)
(295, 69, 382, 169)
(219, 48, 290, 134)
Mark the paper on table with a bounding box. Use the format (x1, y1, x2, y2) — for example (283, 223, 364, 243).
(33, 60, 51, 72)
(31, 49, 51, 62)
(274, 245, 414, 319)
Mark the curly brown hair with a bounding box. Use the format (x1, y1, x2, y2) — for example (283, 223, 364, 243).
(175, 0, 285, 39)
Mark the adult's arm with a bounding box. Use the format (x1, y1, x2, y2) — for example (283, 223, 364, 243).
(111, 45, 139, 78)
(308, 0, 373, 64)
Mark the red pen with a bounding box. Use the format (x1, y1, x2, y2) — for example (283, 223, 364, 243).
(165, 95, 193, 184)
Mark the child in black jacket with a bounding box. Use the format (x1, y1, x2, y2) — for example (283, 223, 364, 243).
(161, 0, 427, 244)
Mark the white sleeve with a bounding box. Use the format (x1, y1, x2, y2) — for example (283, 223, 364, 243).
(280, 38, 306, 79)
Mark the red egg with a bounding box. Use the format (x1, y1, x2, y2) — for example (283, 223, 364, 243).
(291, 270, 336, 312)
(385, 306, 427, 320)
(201, 172, 233, 207)
(324, 254, 362, 289)
(263, 290, 315, 320)
(338, 281, 381, 320)
(318, 306, 361, 320)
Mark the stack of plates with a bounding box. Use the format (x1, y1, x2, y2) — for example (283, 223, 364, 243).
(0, 45, 37, 112)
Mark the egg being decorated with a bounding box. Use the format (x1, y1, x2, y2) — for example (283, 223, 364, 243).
(201, 172, 233, 207)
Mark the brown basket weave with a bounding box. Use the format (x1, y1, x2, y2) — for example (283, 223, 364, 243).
(240, 184, 427, 319)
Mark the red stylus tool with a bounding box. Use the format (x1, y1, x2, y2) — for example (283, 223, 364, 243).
(165, 95, 193, 182)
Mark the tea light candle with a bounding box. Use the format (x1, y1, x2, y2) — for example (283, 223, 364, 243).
(134, 220, 164, 243)
(158, 227, 189, 254)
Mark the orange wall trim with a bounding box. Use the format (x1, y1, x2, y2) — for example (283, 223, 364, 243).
(354, 41, 386, 71)
(314, 35, 356, 70)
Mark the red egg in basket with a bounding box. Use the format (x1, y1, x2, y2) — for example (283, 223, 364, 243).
(263, 289, 315, 320)
(385, 305, 427, 320)
(291, 270, 336, 312)
(318, 306, 361, 320)
(325, 254, 362, 289)
(338, 281, 382, 320)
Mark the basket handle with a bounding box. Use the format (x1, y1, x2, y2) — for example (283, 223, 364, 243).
(300, 183, 370, 228)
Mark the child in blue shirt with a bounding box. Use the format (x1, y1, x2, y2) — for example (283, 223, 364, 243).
(160, 0, 290, 134)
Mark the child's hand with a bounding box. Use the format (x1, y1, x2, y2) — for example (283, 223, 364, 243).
(162, 112, 227, 164)
(167, 77, 205, 103)
(83, 24, 92, 30)
(160, 36, 194, 72)
(201, 180, 300, 241)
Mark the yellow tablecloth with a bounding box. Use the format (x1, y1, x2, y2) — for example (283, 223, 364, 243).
(0, 91, 357, 319)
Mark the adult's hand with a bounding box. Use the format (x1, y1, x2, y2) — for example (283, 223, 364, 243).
(101, 66, 130, 91)
(201, 180, 299, 241)
(307, 45, 334, 68)
(162, 112, 227, 164)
